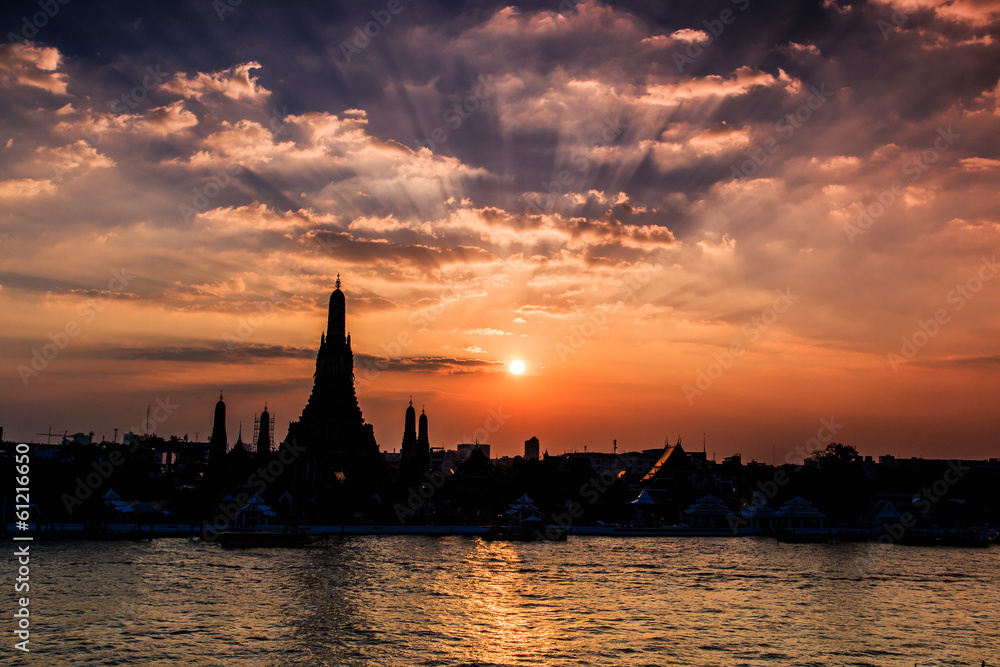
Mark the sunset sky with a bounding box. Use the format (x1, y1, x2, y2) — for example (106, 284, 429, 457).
(1, 0, 999, 461)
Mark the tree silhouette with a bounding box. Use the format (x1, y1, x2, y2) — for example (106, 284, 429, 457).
(812, 442, 862, 465)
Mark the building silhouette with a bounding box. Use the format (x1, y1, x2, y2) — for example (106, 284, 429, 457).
(209, 392, 227, 468)
(228, 421, 251, 467)
(417, 407, 429, 463)
(255, 404, 273, 461)
(400, 400, 431, 474)
(233, 422, 246, 453)
(283, 275, 381, 487)
(400, 398, 417, 465)
(524, 436, 540, 461)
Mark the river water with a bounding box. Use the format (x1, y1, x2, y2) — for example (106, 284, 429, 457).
(18, 537, 1000, 666)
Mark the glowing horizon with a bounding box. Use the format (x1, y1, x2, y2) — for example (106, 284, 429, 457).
(1, 0, 999, 461)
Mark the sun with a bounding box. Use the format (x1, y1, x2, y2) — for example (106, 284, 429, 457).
(509, 359, 525, 375)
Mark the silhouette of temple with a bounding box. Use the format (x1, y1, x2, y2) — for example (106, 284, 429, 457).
(209, 392, 227, 467)
(254, 404, 273, 461)
(400, 400, 430, 473)
(284, 275, 380, 484)
(233, 422, 247, 453)
(417, 407, 429, 462)
(400, 399, 417, 463)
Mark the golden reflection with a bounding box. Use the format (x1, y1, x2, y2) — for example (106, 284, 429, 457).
(459, 539, 559, 664)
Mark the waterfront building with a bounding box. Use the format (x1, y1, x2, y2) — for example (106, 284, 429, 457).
(776, 496, 826, 530)
(739, 492, 779, 531)
(681, 494, 732, 529)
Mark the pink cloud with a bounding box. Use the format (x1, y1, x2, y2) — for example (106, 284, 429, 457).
(162, 62, 268, 102)
(0, 43, 67, 94)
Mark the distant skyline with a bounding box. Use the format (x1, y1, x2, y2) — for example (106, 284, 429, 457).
(1, 0, 999, 460)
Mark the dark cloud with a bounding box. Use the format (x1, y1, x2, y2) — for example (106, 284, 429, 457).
(914, 355, 1000, 369)
(90, 344, 315, 362)
(355, 353, 507, 374)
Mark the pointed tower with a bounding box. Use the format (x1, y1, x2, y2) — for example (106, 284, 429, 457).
(417, 407, 429, 466)
(228, 421, 251, 466)
(255, 404, 272, 461)
(284, 275, 380, 483)
(209, 392, 227, 467)
(234, 422, 246, 453)
(400, 398, 417, 466)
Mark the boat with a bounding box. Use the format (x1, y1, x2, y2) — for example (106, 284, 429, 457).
(215, 494, 314, 548)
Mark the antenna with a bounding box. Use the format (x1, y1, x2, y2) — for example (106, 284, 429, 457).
(703, 432, 706, 454)
(35, 427, 57, 444)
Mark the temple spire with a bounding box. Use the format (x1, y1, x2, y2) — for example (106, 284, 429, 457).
(327, 275, 346, 344)
(209, 391, 228, 466)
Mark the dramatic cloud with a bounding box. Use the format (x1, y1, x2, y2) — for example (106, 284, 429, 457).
(1, 0, 999, 459)
(0, 43, 67, 93)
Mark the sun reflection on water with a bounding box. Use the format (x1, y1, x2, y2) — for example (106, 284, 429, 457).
(459, 540, 560, 665)
(27, 536, 1000, 666)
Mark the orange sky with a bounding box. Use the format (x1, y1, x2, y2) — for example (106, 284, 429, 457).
(1, 0, 999, 459)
